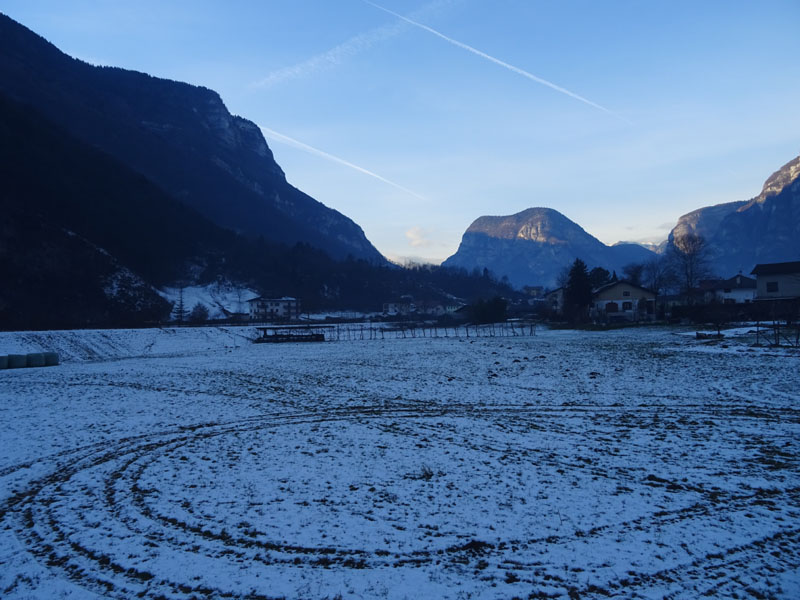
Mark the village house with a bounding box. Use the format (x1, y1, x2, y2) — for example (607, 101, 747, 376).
(545, 287, 564, 316)
(591, 280, 656, 322)
(382, 302, 415, 316)
(700, 274, 756, 304)
(247, 296, 301, 321)
(750, 261, 800, 300)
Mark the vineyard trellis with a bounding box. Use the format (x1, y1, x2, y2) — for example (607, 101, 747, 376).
(325, 321, 538, 342)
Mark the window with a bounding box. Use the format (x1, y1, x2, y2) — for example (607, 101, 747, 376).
(622, 291, 631, 297)
(766, 281, 779, 293)
(622, 301, 633, 310)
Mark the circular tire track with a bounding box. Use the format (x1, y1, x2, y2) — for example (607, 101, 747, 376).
(3, 404, 798, 599)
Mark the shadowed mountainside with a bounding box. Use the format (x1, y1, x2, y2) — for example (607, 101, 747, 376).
(0, 12, 384, 263)
(668, 156, 800, 276)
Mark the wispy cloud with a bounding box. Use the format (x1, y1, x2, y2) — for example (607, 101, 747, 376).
(259, 125, 425, 200)
(253, 0, 456, 87)
(405, 226, 434, 248)
(363, 0, 629, 123)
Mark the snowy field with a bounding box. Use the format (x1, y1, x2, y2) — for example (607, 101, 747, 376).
(1, 325, 798, 599)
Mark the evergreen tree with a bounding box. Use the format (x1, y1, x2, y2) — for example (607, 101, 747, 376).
(189, 302, 210, 323)
(588, 267, 611, 289)
(564, 259, 592, 324)
(174, 286, 188, 323)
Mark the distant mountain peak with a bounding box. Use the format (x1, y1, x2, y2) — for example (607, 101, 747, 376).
(444, 207, 654, 287)
(466, 207, 597, 245)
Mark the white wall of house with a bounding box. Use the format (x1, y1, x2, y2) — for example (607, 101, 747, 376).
(715, 288, 756, 304)
(591, 282, 656, 321)
(248, 297, 300, 321)
(756, 273, 800, 299)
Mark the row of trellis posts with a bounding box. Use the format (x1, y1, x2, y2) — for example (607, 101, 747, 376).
(754, 321, 800, 348)
(328, 321, 537, 342)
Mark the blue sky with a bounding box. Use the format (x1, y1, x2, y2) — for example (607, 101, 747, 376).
(4, 0, 799, 262)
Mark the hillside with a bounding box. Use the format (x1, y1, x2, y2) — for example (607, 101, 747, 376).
(0, 12, 383, 263)
(668, 155, 800, 276)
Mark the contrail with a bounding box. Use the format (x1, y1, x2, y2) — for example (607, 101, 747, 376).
(252, 22, 402, 87)
(259, 125, 426, 200)
(253, 0, 458, 87)
(363, 0, 627, 122)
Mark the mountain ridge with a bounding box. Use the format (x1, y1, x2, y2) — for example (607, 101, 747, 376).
(667, 155, 800, 275)
(0, 12, 384, 263)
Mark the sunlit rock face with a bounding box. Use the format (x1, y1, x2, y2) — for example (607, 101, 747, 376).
(443, 208, 654, 288)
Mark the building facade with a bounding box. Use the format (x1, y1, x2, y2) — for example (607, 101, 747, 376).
(591, 281, 656, 321)
(751, 262, 800, 300)
(701, 274, 756, 304)
(247, 297, 301, 321)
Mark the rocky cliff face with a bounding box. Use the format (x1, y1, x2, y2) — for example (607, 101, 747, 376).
(443, 208, 654, 288)
(668, 156, 800, 276)
(0, 13, 384, 263)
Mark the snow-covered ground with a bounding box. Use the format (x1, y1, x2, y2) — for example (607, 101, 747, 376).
(0, 326, 798, 599)
(158, 282, 258, 320)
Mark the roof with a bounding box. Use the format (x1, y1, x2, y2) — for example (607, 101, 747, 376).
(246, 296, 298, 303)
(701, 275, 756, 290)
(592, 280, 655, 295)
(750, 261, 800, 276)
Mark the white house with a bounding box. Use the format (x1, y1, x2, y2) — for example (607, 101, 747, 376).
(701, 274, 756, 304)
(591, 281, 656, 321)
(545, 287, 564, 315)
(247, 297, 300, 321)
(751, 261, 800, 300)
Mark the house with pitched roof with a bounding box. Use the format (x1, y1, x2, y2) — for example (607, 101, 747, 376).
(750, 262, 800, 300)
(590, 280, 656, 322)
(700, 274, 756, 304)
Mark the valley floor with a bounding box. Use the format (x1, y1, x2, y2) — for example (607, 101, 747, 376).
(0, 325, 798, 599)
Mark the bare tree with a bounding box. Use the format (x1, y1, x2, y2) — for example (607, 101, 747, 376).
(622, 262, 645, 286)
(643, 255, 674, 296)
(668, 233, 712, 304)
(556, 264, 571, 289)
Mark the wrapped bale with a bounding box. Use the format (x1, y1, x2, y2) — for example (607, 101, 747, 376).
(26, 353, 46, 368)
(43, 352, 60, 366)
(7, 354, 27, 369)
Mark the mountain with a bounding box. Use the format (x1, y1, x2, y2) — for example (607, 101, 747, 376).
(0, 12, 383, 263)
(442, 208, 654, 288)
(668, 155, 800, 276)
(0, 90, 249, 328)
(0, 88, 515, 328)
